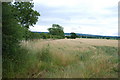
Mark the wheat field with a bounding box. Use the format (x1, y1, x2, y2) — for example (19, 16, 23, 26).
(21, 38, 118, 78)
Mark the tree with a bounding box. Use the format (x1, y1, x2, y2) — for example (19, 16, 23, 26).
(13, 2, 40, 29)
(13, 2, 40, 40)
(2, 2, 40, 77)
(2, 2, 24, 53)
(70, 32, 77, 39)
(2, 2, 28, 77)
(48, 24, 65, 39)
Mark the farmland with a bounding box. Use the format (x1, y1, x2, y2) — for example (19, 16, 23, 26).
(2, 1, 119, 78)
(19, 38, 119, 78)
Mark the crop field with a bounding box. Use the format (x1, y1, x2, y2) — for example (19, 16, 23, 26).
(20, 38, 118, 78)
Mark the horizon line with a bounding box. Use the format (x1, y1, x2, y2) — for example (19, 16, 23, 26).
(30, 31, 119, 37)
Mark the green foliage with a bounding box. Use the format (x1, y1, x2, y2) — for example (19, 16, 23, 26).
(2, 2, 24, 78)
(70, 32, 77, 39)
(29, 32, 41, 39)
(39, 33, 50, 39)
(2, 2, 40, 78)
(12, 2, 40, 40)
(13, 2, 40, 28)
(23, 31, 66, 40)
(66, 32, 77, 39)
(65, 36, 71, 39)
(48, 24, 65, 39)
(2, 47, 31, 78)
(28, 32, 50, 40)
(2, 2, 24, 54)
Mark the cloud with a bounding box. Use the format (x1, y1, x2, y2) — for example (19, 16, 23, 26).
(29, 25, 50, 32)
(30, 0, 119, 36)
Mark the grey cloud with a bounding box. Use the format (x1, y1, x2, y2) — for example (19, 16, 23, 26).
(34, 4, 94, 20)
(33, 2, 118, 36)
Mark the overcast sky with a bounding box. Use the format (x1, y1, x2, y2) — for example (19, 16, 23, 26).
(29, 0, 119, 36)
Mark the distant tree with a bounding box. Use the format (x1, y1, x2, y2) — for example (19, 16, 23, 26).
(70, 32, 77, 39)
(40, 33, 50, 39)
(48, 24, 65, 39)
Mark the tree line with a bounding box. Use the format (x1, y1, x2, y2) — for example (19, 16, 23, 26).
(23, 24, 78, 40)
(24, 24, 65, 40)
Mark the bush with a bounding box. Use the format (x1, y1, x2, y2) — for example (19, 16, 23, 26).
(70, 32, 77, 39)
(2, 46, 31, 78)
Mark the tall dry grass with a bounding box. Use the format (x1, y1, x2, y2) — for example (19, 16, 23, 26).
(21, 39, 118, 78)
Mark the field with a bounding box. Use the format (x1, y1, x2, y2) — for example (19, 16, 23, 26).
(20, 38, 118, 78)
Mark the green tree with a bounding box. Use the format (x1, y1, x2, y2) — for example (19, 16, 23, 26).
(70, 32, 77, 39)
(48, 24, 65, 39)
(2, 2, 27, 77)
(13, 2, 40, 40)
(13, 2, 40, 28)
(2, 2, 40, 77)
(2, 2, 24, 53)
